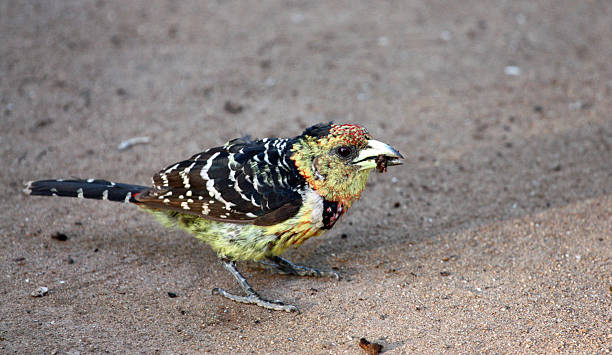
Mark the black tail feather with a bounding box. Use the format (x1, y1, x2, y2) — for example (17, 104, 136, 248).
(24, 179, 148, 203)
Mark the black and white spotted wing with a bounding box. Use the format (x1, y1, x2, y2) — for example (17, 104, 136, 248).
(136, 136, 307, 226)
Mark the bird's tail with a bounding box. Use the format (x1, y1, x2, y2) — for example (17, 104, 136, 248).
(24, 179, 148, 203)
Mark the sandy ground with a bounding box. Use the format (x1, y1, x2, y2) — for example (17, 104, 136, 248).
(1, 1, 611, 353)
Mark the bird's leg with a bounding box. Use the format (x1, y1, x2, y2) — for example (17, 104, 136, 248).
(261, 255, 340, 280)
(212, 260, 299, 313)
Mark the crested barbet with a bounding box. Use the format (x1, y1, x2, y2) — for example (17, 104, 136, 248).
(25, 123, 403, 312)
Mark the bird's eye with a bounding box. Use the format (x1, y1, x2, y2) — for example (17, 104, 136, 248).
(336, 146, 353, 159)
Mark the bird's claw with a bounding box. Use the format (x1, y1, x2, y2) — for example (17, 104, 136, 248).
(262, 256, 341, 280)
(323, 269, 341, 280)
(212, 287, 300, 313)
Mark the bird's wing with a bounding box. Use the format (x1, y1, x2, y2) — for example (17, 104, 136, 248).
(135, 137, 305, 226)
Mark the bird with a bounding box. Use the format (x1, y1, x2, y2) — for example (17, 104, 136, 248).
(25, 122, 403, 312)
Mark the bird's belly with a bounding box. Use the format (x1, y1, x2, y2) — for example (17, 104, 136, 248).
(145, 209, 326, 261)
(264, 219, 326, 256)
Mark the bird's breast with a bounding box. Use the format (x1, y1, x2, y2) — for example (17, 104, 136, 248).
(264, 187, 349, 255)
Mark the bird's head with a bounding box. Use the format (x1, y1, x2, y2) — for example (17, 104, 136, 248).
(291, 123, 403, 205)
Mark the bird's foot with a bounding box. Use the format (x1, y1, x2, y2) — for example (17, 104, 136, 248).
(214, 259, 300, 313)
(261, 256, 341, 280)
(212, 287, 299, 313)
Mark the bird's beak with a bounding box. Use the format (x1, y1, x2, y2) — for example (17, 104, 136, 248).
(352, 139, 404, 171)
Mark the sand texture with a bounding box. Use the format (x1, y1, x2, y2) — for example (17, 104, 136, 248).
(1, 1, 611, 353)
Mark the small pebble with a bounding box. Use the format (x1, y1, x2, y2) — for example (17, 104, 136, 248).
(504, 66, 521, 76)
(440, 30, 452, 41)
(224, 101, 243, 114)
(167, 292, 178, 298)
(31, 286, 49, 297)
(264, 77, 276, 87)
(290, 13, 304, 24)
(51, 232, 68, 241)
(260, 59, 271, 70)
(377, 36, 389, 46)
